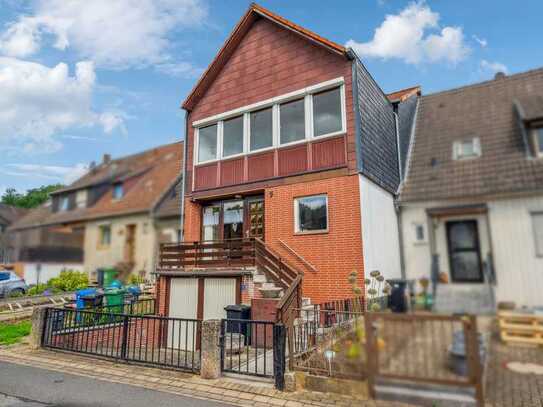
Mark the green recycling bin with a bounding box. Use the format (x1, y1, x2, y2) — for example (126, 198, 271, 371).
(104, 287, 126, 314)
(103, 268, 118, 288)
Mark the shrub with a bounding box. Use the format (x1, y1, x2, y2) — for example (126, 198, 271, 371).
(27, 283, 48, 296)
(47, 270, 88, 292)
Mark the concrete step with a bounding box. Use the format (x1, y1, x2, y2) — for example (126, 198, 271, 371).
(252, 273, 268, 284)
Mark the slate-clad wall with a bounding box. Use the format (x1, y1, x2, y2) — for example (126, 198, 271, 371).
(397, 95, 418, 180)
(354, 58, 399, 193)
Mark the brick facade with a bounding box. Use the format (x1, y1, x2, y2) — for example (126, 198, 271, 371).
(265, 174, 364, 304)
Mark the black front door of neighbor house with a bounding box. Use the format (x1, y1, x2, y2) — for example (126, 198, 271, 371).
(446, 220, 484, 283)
(201, 196, 264, 241)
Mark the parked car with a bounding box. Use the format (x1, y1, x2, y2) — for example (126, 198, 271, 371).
(0, 271, 28, 298)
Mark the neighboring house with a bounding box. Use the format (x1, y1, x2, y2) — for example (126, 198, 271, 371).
(0, 204, 28, 263)
(399, 68, 543, 310)
(155, 4, 418, 321)
(9, 142, 184, 283)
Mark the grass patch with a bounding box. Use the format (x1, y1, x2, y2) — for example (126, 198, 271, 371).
(0, 320, 31, 345)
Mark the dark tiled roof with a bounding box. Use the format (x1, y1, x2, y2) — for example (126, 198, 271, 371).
(11, 142, 183, 229)
(153, 177, 182, 219)
(400, 67, 543, 202)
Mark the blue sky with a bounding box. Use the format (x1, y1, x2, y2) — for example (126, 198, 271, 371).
(1, 0, 541, 194)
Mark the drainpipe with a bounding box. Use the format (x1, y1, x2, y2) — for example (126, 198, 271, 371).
(179, 110, 190, 243)
(395, 203, 407, 280)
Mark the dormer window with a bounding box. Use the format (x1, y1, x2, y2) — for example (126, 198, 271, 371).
(453, 138, 481, 160)
(533, 127, 543, 157)
(59, 196, 69, 212)
(113, 183, 124, 200)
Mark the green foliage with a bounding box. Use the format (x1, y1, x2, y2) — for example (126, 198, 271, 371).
(27, 283, 54, 296)
(128, 274, 144, 285)
(0, 320, 31, 345)
(1, 184, 64, 209)
(47, 270, 88, 292)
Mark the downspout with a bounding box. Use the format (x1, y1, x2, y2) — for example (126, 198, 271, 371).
(179, 110, 190, 243)
(396, 203, 406, 280)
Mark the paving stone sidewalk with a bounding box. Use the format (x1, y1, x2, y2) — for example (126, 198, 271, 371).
(0, 345, 410, 407)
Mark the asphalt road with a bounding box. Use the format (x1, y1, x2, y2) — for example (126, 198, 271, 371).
(0, 361, 232, 407)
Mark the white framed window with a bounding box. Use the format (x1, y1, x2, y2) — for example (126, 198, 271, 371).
(453, 138, 481, 160)
(98, 224, 111, 248)
(533, 128, 543, 157)
(532, 212, 543, 257)
(294, 194, 328, 234)
(194, 78, 346, 164)
(59, 196, 70, 212)
(75, 189, 87, 209)
(112, 183, 124, 200)
(413, 223, 427, 243)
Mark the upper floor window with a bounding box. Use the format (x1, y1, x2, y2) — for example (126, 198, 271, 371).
(313, 87, 342, 137)
(223, 115, 244, 157)
(112, 183, 124, 200)
(533, 128, 543, 157)
(194, 78, 346, 164)
(250, 108, 273, 151)
(294, 194, 328, 234)
(453, 138, 481, 160)
(75, 189, 87, 209)
(280, 98, 306, 144)
(198, 124, 218, 162)
(59, 196, 69, 212)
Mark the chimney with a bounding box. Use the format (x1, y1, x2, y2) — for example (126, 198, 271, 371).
(102, 154, 111, 165)
(494, 72, 506, 80)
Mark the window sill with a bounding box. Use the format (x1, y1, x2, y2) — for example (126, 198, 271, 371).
(294, 229, 329, 236)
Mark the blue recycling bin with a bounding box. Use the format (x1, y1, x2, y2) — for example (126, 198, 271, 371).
(75, 288, 97, 309)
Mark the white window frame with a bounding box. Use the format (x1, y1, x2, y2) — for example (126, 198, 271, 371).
(193, 77, 345, 165)
(112, 183, 124, 200)
(532, 212, 543, 258)
(413, 222, 427, 244)
(294, 194, 329, 234)
(533, 128, 543, 158)
(453, 137, 481, 160)
(98, 224, 112, 249)
(59, 196, 70, 212)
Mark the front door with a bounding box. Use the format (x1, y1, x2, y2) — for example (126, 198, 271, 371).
(446, 220, 484, 283)
(201, 196, 264, 241)
(124, 224, 136, 263)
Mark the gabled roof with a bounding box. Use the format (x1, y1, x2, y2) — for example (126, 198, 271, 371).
(387, 86, 421, 103)
(400, 67, 543, 202)
(181, 3, 348, 111)
(0, 204, 28, 225)
(10, 142, 183, 230)
(515, 94, 543, 123)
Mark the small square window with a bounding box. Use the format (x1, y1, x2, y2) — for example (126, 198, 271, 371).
(414, 224, 426, 242)
(98, 225, 111, 248)
(198, 124, 218, 163)
(532, 212, 543, 257)
(453, 138, 481, 160)
(112, 183, 123, 200)
(294, 194, 328, 233)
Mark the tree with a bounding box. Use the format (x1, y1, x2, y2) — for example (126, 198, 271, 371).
(1, 184, 64, 209)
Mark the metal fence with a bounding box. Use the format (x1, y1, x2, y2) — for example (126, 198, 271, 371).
(220, 318, 285, 383)
(42, 307, 201, 372)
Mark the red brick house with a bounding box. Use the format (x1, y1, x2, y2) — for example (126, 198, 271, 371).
(156, 4, 418, 322)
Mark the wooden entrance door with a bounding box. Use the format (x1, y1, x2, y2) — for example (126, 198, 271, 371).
(245, 198, 265, 239)
(124, 224, 136, 263)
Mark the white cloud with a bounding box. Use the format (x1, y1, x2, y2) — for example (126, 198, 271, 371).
(0, 57, 125, 154)
(480, 59, 508, 76)
(0, 0, 207, 71)
(2, 163, 89, 184)
(346, 1, 470, 65)
(155, 62, 203, 78)
(472, 35, 488, 48)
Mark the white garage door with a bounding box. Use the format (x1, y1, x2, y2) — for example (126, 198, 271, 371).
(203, 278, 237, 320)
(168, 278, 198, 350)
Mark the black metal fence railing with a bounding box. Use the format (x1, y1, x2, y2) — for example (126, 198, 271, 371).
(42, 307, 201, 372)
(220, 319, 285, 382)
